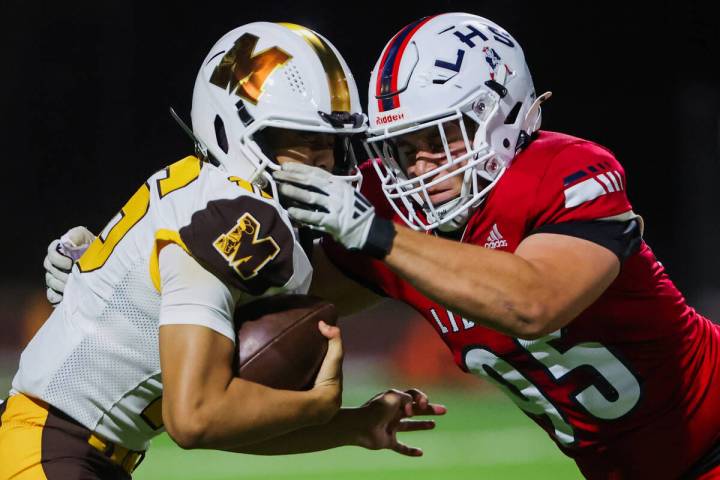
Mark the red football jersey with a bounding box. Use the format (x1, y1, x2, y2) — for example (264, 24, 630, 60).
(324, 131, 720, 479)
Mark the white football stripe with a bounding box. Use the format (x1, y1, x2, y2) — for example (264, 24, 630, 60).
(493, 224, 503, 239)
(596, 173, 615, 193)
(564, 177, 607, 208)
(606, 171, 621, 191)
(611, 170, 623, 190)
(430, 308, 449, 334)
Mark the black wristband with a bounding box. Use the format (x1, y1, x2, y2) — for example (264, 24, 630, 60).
(359, 216, 397, 259)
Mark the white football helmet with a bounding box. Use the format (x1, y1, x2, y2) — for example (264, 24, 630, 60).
(366, 13, 551, 231)
(191, 22, 366, 196)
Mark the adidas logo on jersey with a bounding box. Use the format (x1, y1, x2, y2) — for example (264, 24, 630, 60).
(484, 224, 508, 249)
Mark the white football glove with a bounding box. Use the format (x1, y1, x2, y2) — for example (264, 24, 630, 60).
(44, 226, 94, 306)
(273, 163, 396, 258)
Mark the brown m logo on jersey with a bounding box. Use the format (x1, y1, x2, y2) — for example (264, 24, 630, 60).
(209, 33, 292, 105)
(213, 213, 280, 280)
(180, 195, 294, 295)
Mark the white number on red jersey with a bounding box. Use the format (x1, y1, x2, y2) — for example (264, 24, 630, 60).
(464, 329, 641, 445)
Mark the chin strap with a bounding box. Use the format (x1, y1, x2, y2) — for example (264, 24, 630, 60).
(437, 215, 469, 233)
(426, 196, 472, 233)
(318, 111, 367, 129)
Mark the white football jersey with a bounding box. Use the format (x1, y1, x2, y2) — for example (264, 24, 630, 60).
(11, 156, 312, 451)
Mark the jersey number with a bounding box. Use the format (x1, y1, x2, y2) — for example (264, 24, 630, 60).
(463, 330, 641, 445)
(77, 157, 201, 272)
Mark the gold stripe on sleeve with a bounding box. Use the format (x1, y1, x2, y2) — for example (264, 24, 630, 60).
(149, 229, 191, 292)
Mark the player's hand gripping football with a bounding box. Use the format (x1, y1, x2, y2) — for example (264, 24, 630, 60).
(274, 163, 396, 259)
(310, 320, 344, 423)
(44, 226, 94, 305)
(356, 388, 446, 456)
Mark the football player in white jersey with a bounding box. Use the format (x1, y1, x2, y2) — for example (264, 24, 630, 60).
(1, 22, 444, 480)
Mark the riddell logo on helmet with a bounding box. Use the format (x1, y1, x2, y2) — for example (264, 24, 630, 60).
(375, 112, 405, 125)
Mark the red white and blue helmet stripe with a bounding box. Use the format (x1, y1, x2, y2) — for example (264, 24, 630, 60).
(375, 16, 435, 112)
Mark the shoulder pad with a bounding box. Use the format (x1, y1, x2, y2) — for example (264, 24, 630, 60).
(179, 195, 294, 295)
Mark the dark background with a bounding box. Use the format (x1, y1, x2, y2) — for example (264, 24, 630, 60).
(1, 0, 719, 311)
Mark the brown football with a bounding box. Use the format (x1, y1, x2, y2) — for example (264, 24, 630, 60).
(233, 294, 337, 391)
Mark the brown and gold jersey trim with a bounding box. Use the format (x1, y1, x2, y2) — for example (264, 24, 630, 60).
(0, 394, 50, 480)
(156, 156, 202, 199)
(227, 176, 272, 199)
(149, 229, 191, 292)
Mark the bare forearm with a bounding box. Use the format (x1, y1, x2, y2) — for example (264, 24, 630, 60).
(169, 378, 331, 450)
(384, 227, 548, 337)
(229, 407, 364, 455)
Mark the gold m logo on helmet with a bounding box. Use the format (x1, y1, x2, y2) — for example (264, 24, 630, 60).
(210, 33, 292, 105)
(213, 213, 280, 280)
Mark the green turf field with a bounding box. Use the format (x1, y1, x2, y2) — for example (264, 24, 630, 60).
(0, 370, 582, 478)
(134, 386, 581, 480)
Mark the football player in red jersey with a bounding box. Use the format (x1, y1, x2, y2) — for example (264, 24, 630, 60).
(275, 12, 720, 480)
